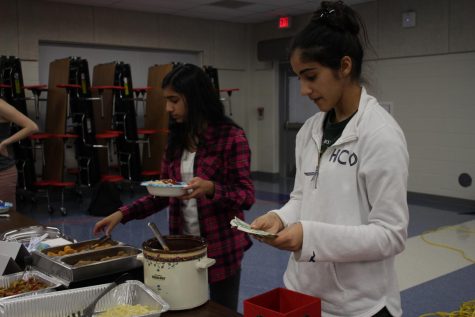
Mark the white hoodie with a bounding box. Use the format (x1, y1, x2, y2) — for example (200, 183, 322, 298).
(274, 88, 409, 317)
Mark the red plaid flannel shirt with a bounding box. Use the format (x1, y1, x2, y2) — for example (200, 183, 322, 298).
(120, 122, 254, 283)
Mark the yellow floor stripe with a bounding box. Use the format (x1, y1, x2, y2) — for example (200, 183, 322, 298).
(396, 219, 475, 291)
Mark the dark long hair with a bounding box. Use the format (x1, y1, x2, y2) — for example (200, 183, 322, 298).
(161, 63, 234, 159)
(290, 1, 369, 81)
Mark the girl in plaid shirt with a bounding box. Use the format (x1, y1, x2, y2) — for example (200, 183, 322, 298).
(93, 63, 254, 310)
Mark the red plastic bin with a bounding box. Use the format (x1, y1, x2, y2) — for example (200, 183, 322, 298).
(244, 288, 321, 317)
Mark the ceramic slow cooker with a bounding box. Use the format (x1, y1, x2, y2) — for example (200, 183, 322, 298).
(138, 235, 216, 310)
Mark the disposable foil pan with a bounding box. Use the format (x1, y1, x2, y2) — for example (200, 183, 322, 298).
(32, 246, 142, 285)
(0, 270, 62, 301)
(0, 225, 74, 245)
(0, 280, 169, 317)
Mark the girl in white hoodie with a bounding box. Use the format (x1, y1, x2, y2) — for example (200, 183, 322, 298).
(250, 1, 409, 316)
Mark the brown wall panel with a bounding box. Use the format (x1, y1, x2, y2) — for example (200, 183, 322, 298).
(43, 58, 69, 181)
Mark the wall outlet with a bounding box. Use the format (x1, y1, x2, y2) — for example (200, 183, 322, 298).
(402, 11, 416, 28)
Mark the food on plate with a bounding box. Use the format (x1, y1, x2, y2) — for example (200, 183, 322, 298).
(141, 179, 187, 196)
(97, 304, 159, 317)
(0, 278, 49, 297)
(149, 179, 179, 185)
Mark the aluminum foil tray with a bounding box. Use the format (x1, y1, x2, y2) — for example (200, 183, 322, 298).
(0, 280, 169, 317)
(32, 246, 142, 285)
(0, 225, 74, 245)
(0, 270, 62, 301)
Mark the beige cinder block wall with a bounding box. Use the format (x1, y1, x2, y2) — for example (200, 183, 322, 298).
(249, 0, 475, 200)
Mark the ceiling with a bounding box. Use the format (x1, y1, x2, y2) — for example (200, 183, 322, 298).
(42, 0, 372, 24)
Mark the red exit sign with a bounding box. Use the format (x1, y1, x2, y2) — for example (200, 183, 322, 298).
(278, 16, 291, 29)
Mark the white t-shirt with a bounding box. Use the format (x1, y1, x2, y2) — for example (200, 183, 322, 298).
(180, 149, 200, 236)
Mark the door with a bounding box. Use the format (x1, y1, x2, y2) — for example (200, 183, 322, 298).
(279, 63, 319, 179)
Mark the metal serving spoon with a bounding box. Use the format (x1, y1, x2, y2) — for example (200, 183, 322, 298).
(147, 222, 170, 251)
(71, 273, 130, 317)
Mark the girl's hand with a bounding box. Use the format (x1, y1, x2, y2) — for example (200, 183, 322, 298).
(250, 212, 284, 235)
(261, 222, 303, 252)
(179, 177, 215, 200)
(251, 213, 303, 251)
(92, 211, 123, 236)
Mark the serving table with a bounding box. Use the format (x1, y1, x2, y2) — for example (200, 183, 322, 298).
(0, 211, 243, 316)
(163, 300, 242, 316)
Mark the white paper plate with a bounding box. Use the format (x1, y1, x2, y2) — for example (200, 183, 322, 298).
(141, 181, 187, 197)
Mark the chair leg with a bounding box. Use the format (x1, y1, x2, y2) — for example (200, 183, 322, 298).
(73, 169, 83, 203)
(46, 189, 54, 214)
(147, 139, 151, 158)
(127, 153, 132, 181)
(142, 97, 147, 117)
(19, 160, 28, 191)
(60, 189, 67, 216)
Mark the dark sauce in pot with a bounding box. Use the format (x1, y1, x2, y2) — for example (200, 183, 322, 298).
(143, 235, 206, 253)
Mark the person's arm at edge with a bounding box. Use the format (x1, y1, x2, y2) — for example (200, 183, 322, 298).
(0, 99, 39, 148)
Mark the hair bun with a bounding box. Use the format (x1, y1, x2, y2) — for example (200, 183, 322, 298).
(311, 1, 360, 36)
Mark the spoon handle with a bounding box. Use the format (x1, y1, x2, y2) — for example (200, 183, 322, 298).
(147, 222, 170, 251)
